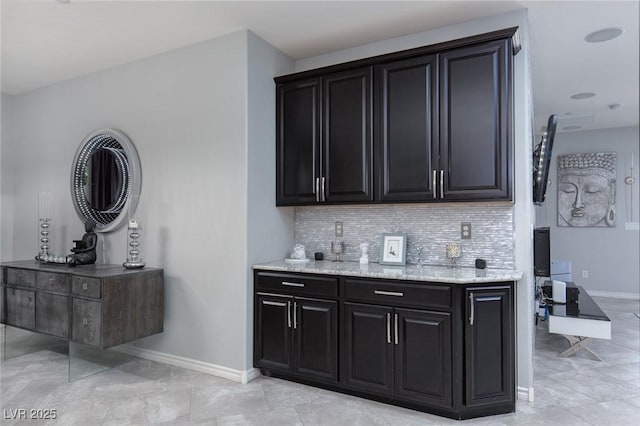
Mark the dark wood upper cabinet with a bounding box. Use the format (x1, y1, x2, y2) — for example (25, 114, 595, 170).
(376, 55, 438, 201)
(276, 70, 372, 205)
(276, 78, 321, 205)
(323, 68, 373, 203)
(275, 28, 517, 205)
(440, 40, 512, 200)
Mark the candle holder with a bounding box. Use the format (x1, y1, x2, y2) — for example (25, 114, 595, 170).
(446, 244, 461, 268)
(331, 241, 344, 262)
(38, 218, 51, 262)
(123, 219, 145, 269)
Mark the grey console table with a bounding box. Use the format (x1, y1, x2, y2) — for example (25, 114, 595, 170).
(1, 260, 164, 379)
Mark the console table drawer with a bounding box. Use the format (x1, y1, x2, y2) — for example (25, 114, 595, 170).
(72, 276, 101, 299)
(5, 288, 35, 329)
(72, 298, 102, 347)
(256, 272, 338, 298)
(344, 278, 452, 309)
(6, 268, 36, 288)
(36, 292, 69, 338)
(37, 272, 70, 294)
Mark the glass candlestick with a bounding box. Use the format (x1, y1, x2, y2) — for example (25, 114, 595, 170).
(38, 218, 51, 262)
(123, 219, 145, 269)
(446, 244, 461, 268)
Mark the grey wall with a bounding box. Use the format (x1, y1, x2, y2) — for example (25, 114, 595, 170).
(536, 126, 640, 296)
(246, 31, 295, 368)
(1, 30, 295, 373)
(1, 93, 15, 261)
(295, 9, 537, 397)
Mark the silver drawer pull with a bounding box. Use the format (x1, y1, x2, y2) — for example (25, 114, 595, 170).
(374, 290, 404, 297)
(282, 281, 305, 288)
(48, 278, 55, 283)
(82, 283, 88, 291)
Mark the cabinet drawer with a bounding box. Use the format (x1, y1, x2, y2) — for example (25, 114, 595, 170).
(71, 276, 101, 299)
(5, 288, 35, 329)
(256, 272, 338, 298)
(37, 272, 70, 294)
(6, 268, 36, 287)
(344, 278, 452, 310)
(72, 298, 102, 347)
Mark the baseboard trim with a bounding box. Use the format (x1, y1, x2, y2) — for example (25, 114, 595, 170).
(517, 386, 534, 402)
(114, 345, 259, 384)
(585, 290, 640, 300)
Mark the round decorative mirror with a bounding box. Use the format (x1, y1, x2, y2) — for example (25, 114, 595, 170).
(71, 129, 141, 232)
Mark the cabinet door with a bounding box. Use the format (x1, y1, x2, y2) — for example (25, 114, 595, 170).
(343, 302, 393, 394)
(323, 68, 373, 202)
(440, 40, 512, 200)
(36, 292, 69, 338)
(294, 297, 338, 382)
(255, 294, 293, 372)
(394, 308, 452, 408)
(5, 288, 35, 330)
(465, 285, 514, 407)
(376, 55, 438, 201)
(276, 79, 321, 205)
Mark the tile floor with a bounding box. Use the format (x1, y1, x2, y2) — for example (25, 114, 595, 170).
(1, 296, 638, 425)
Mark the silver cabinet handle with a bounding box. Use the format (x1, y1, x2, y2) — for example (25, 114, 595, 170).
(83, 318, 89, 327)
(293, 301, 298, 329)
(321, 177, 326, 202)
(287, 301, 292, 328)
(394, 313, 399, 345)
(469, 293, 475, 326)
(82, 282, 88, 291)
(315, 178, 320, 202)
(374, 290, 404, 297)
(386, 313, 391, 344)
(282, 281, 305, 287)
(433, 169, 437, 198)
(440, 170, 445, 199)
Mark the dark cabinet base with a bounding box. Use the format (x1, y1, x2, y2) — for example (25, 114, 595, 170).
(254, 270, 515, 421)
(259, 368, 514, 420)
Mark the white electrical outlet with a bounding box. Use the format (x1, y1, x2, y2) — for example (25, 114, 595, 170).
(582, 270, 589, 278)
(335, 221, 343, 237)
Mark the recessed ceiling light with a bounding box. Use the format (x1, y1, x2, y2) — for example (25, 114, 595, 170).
(585, 27, 623, 43)
(570, 92, 596, 100)
(563, 126, 582, 131)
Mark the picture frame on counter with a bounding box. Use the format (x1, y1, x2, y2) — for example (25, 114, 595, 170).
(380, 233, 407, 265)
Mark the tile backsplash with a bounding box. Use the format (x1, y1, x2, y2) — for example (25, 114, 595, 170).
(294, 204, 515, 269)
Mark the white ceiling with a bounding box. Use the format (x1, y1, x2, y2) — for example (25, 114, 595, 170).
(1, 0, 638, 137)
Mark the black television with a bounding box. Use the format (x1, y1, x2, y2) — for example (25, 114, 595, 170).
(533, 114, 558, 204)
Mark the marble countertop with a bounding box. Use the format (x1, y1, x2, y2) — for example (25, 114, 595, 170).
(253, 259, 522, 284)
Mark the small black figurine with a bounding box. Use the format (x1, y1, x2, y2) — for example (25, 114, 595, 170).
(68, 219, 98, 266)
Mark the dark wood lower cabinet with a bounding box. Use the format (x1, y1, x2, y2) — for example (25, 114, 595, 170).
(395, 308, 452, 407)
(465, 286, 514, 407)
(343, 303, 394, 394)
(343, 303, 453, 408)
(255, 293, 338, 383)
(254, 270, 515, 420)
